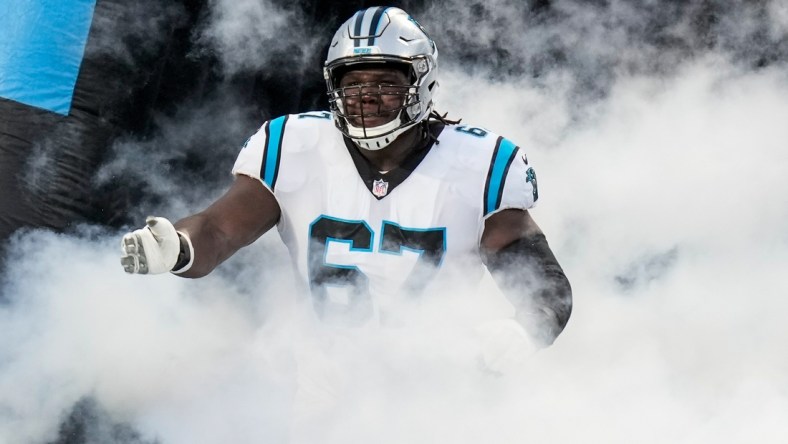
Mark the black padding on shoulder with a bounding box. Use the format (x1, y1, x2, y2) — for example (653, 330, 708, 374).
(484, 234, 573, 347)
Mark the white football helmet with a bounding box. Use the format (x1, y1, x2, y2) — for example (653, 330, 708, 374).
(324, 7, 439, 150)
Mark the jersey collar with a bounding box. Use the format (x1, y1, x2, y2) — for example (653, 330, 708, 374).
(343, 123, 445, 200)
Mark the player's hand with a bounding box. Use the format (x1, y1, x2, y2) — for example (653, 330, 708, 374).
(475, 318, 539, 375)
(120, 216, 180, 274)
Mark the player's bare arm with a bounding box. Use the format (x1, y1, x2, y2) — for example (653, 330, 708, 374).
(173, 174, 280, 278)
(121, 174, 279, 277)
(481, 209, 573, 347)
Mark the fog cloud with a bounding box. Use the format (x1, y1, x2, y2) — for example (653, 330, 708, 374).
(2, 1, 788, 443)
(194, 0, 320, 76)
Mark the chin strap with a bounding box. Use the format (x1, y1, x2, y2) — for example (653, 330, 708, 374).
(350, 125, 413, 150)
(347, 111, 415, 150)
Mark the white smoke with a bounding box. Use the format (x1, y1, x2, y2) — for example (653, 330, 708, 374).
(0, 228, 296, 443)
(194, 0, 319, 76)
(2, 1, 788, 443)
(444, 59, 788, 442)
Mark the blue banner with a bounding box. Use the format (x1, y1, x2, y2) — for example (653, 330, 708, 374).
(0, 0, 97, 115)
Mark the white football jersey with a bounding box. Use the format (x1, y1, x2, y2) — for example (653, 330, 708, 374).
(232, 111, 538, 323)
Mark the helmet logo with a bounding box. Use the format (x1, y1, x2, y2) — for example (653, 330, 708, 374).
(372, 179, 389, 197)
(353, 47, 375, 55)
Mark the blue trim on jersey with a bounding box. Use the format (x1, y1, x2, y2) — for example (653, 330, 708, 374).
(485, 138, 518, 216)
(263, 116, 287, 188)
(0, 0, 97, 114)
(367, 7, 389, 46)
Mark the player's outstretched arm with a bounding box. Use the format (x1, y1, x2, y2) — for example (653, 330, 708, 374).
(121, 175, 280, 278)
(480, 209, 572, 348)
(173, 174, 280, 278)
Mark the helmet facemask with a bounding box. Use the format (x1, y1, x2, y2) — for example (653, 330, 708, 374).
(326, 59, 430, 150)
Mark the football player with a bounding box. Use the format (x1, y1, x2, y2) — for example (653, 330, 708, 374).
(121, 7, 572, 368)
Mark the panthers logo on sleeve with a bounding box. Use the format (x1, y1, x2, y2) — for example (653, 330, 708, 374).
(526, 166, 538, 202)
(520, 151, 538, 202)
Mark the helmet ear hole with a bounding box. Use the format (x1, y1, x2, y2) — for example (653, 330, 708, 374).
(428, 81, 436, 91)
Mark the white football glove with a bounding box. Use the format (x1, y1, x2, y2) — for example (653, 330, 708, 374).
(475, 318, 540, 375)
(120, 216, 181, 274)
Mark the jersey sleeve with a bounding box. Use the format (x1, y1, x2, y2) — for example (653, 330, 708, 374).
(482, 137, 539, 217)
(231, 116, 289, 193)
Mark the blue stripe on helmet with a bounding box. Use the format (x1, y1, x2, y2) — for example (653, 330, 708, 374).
(367, 7, 389, 46)
(485, 138, 518, 216)
(352, 9, 365, 47)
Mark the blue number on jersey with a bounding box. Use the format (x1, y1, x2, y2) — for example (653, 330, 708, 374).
(298, 111, 332, 119)
(455, 125, 488, 138)
(307, 216, 447, 321)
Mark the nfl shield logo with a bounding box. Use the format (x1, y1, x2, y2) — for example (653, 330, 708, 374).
(372, 179, 389, 197)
